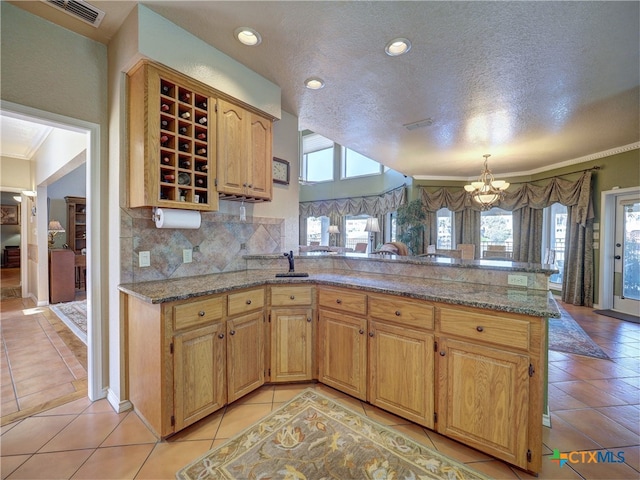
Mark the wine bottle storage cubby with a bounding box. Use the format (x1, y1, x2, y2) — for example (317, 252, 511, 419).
(158, 76, 210, 206)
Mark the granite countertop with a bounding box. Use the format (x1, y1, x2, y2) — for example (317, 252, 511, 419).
(119, 269, 560, 318)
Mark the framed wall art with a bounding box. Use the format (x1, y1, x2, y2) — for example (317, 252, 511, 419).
(0, 205, 19, 225)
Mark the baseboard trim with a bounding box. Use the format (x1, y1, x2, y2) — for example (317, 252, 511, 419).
(107, 388, 132, 414)
(542, 405, 552, 428)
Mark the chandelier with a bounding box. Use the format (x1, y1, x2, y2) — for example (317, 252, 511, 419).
(464, 154, 510, 210)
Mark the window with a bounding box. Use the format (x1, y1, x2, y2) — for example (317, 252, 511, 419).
(543, 203, 567, 286)
(436, 208, 453, 249)
(389, 212, 397, 242)
(344, 215, 370, 250)
(306, 216, 329, 245)
(302, 133, 334, 183)
(481, 208, 513, 257)
(343, 148, 382, 179)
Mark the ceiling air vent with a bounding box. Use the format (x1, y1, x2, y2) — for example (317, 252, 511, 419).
(44, 0, 105, 27)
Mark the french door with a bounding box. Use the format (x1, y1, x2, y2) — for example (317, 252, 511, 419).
(613, 193, 640, 315)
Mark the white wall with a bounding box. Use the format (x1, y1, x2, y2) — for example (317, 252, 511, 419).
(0, 156, 32, 190)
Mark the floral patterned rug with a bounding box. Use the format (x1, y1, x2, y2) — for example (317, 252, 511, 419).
(49, 300, 87, 345)
(549, 303, 609, 359)
(177, 388, 490, 480)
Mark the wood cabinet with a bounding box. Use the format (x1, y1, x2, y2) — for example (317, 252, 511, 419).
(3, 246, 20, 268)
(65, 196, 86, 254)
(217, 99, 272, 200)
(49, 249, 75, 303)
(436, 306, 544, 471)
(128, 60, 219, 211)
(173, 322, 226, 431)
(269, 286, 315, 382)
(368, 294, 435, 428)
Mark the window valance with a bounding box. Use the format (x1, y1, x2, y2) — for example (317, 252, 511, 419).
(300, 185, 406, 218)
(420, 171, 594, 225)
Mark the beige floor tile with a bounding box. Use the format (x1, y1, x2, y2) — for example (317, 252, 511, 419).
(0, 454, 30, 480)
(566, 452, 639, 480)
(553, 380, 629, 407)
(134, 440, 212, 479)
(0, 415, 75, 455)
(35, 396, 92, 416)
(595, 405, 640, 436)
(101, 411, 159, 447)
(39, 410, 126, 452)
(542, 414, 603, 452)
(555, 409, 639, 448)
(514, 455, 584, 479)
(17, 382, 76, 411)
(71, 444, 154, 479)
(1, 398, 19, 416)
(586, 378, 640, 406)
(237, 384, 274, 404)
(169, 410, 224, 442)
(362, 403, 412, 426)
(622, 445, 639, 474)
(391, 423, 435, 448)
(81, 398, 117, 414)
(424, 430, 493, 464)
(547, 384, 589, 411)
(272, 383, 312, 403)
(215, 403, 272, 439)
(6, 449, 93, 479)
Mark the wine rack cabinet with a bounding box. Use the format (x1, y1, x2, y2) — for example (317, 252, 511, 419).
(128, 61, 219, 211)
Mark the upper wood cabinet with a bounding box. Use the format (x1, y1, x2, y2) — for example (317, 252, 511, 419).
(128, 61, 219, 211)
(127, 60, 275, 209)
(217, 99, 273, 200)
(65, 196, 86, 254)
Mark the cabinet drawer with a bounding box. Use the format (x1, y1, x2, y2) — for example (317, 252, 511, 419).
(440, 308, 530, 351)
(173, 296, 224, 330)
(228, 288, 265, 316)
(369, 295, 434, 330)
(271, 286, 313, 306)
(318, 287, 366, 315)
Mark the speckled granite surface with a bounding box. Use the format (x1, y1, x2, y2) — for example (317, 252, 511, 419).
(119, 269, 560, 318)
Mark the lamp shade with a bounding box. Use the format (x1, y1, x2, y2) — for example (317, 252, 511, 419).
(364, 217, 380, 233)
(328, 225, 340, 234)
(48, 220, 65, 232)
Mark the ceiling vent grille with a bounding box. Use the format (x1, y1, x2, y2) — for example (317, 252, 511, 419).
(44, 0, 105, 27)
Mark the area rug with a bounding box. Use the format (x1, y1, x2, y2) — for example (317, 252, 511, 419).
(0, 286, 20, 300)
(593, 309, 640, 324)
(549, 303, 609, 359)
(49, 300, 87, 345)
(177, 388, 491, 480)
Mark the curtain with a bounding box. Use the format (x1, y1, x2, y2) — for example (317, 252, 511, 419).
(512, 207, 544, 263)
(562, 212, 594, 306)
(420, 171, 595, 305)
(454, 209, 481, 257)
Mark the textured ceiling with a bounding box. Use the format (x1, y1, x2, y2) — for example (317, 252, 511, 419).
(7, 1, 640, 179)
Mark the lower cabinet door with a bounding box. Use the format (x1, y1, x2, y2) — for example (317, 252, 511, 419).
(173, 322, 226, 431)
(368, 321, 434, 428)
(227, 311, 265, 403)
(437, 338, 530, 469)
(318, 309, 367, 400)
(270, 308, 314, 382)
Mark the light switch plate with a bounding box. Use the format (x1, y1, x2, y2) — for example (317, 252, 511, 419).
(507, 274, 528, 287)
(183, 248, 193, 263)
(139, 251, 150, 267)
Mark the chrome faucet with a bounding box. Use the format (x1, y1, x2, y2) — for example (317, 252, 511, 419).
(284, 251, 295, 272)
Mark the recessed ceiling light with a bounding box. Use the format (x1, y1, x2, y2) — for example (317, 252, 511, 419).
(385, 37, 411, 56)
(234, 27, 262, 46)
(304, 77, 325, 90)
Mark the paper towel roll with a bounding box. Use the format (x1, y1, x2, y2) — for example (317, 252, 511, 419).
(154, 208, 201, 229)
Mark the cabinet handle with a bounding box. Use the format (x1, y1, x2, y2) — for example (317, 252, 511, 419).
(248, 184, 253, 188)
(440, 351, 446, 356)
(336, 299, 342, 304)
(230, 330, 236, 335)
(369, 331, 374, 337)
(290, 295, 295, 300)
(395, 310, 401, 316)
(246, 299, 252, 305)
(359, 329, 365, 335)
(307, 317, 312, 322)
(218, 333, 225, 339)
(198, 311, 205, 317)
(476, 326, 484, 332)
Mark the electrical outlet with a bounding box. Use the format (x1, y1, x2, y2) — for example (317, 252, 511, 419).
(507, 274, 528, 287)
(183, 248, 193, 263)
(139, 251, 150, 267)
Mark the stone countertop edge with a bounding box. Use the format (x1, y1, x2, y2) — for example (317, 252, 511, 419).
(243, 253, 559, 274)
(119, 270, 561, 319)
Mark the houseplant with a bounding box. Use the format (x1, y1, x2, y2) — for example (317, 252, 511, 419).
(397, 199, 426, 255)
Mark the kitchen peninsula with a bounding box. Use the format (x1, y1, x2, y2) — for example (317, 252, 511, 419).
(120, 253, 558, 474)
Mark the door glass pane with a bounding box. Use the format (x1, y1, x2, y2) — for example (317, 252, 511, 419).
(622, 201, 640, 300)
(344, 215, 369, 250)
(306, 216, 329, 245)
(436, 208, 452, 249)
(548, 203, 567, 284)
(480, 208, 513, 258)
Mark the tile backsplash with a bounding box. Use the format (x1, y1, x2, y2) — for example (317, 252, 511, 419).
(121, 206, 283, 283)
